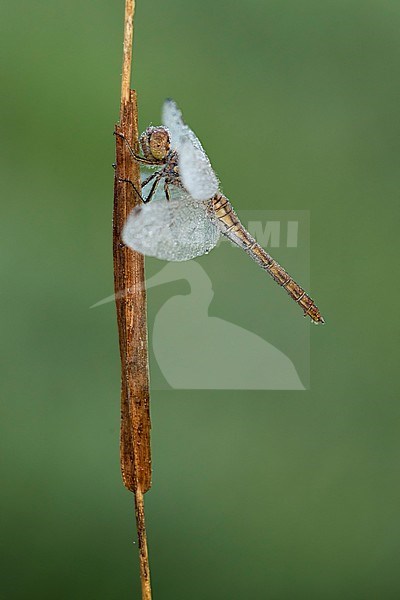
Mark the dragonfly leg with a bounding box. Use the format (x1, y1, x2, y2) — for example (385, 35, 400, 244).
(141, 171, 160, 187)
(118, 172, 163, 204)
(114, 131, 157, 166)
(164, 181, 170, 202)
(143, 176, 161, 203)
(117, 177, 145, 203)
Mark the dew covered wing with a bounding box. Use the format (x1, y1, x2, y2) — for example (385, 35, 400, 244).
(162, 99, 219, 201)
(122, 185, 220, 261)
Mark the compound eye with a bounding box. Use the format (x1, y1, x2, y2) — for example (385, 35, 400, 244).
(149, 128, 170, 160)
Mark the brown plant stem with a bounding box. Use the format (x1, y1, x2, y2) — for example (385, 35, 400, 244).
(113, 1, 152, 598)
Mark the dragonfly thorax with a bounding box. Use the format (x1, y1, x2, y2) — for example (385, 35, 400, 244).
(140, 126, 170, 162)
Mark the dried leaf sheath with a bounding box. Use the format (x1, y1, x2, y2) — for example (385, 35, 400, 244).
(113, 91, 151, 493)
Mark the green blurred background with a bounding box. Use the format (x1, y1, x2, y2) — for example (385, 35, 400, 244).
(1, 0, 399, 598)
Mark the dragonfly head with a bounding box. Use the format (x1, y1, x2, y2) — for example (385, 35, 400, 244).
(140, 126, 171, 162)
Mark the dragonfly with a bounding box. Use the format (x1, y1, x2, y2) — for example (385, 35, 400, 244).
(118, 99, 324, 324)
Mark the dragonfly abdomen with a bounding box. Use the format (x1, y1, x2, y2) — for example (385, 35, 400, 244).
(211, 194, 325, 324)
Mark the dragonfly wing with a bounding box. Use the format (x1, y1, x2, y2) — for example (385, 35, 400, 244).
(161, 98, 187, 149)
(162, 99, 219, 201)
(122, 184, 220, 261)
